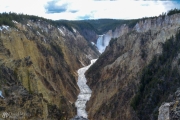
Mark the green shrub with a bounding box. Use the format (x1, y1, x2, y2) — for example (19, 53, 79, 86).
(167, 8, 180, 16)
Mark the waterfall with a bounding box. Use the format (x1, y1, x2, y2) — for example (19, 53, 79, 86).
(96, 34, 112, 53)
(72, 59, 97, 120)
(0, 90, 4, 98)
(96, 35, 104, 53)
(72, 33, 112, 120)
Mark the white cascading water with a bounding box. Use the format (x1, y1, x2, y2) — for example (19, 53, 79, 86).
(96, 35, 105, 53)
(0, 90, 4, 98)
(73, 59, 97, 120)
(96, 34, 112, 53)
(72, 34, 111, 120)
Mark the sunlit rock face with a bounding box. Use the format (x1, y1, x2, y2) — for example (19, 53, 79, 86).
(0, 19, 99, 120)
(86, 13, 180, 120)
(158, 103, 171, 120)
(134, 13, 180, 33)
(158, 88, 180, 120)
(96, 13, 180, 54)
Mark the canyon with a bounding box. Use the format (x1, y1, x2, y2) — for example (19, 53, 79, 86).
(86, 13, 180, 120)
(0, 17, 99, 119)
(0, 12, 180, 120)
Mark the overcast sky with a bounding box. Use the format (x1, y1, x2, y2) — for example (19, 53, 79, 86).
(0, 0, 180, 20)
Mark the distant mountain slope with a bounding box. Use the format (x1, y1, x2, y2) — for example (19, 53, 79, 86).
(0, 13, 140, 41)
(85, 19, 139, 34)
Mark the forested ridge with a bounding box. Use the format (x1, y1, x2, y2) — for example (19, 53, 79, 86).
(131, 29, 180, 120)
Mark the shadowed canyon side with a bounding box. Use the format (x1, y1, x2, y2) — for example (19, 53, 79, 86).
(0, 18, 99, 119)
(86, 13, 180, 120)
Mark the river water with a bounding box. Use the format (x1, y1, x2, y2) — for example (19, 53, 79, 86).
(71, 59, 97, 120)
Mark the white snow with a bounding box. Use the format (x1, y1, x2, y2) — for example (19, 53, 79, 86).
(75, 59, 97, 118)
(0, 25, 9, 31)
(0, 90, 4, 98)
(37, 31, 40, 35)
(12, 20, 18, 24)
(91, 42, 95, 45)
(58, 28, 65, 36)
(27, 24, 30, 27)
(43, 38, 46, 43)
(72, 27, 76, 33)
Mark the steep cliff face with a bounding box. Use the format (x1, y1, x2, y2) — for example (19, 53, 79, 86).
(86, 13, 180, 120)
(158, 88, 180, 120)
(0, 19, 99, 119)
(96, 25, 129, 53)
(78, 28, 98, 44)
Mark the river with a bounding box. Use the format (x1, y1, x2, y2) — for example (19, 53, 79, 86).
(71, 59, 97, 120)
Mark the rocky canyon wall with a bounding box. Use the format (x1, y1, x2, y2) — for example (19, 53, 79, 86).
(0, 19, 99, 119)
(86, 13, 180, 120)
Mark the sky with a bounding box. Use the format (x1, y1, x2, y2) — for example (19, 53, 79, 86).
(0, 0, 180, 20)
